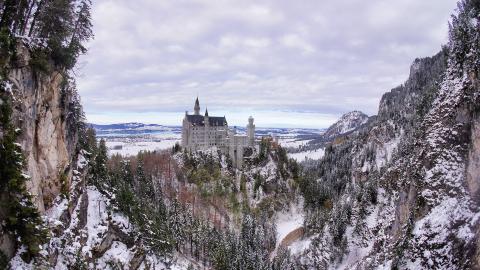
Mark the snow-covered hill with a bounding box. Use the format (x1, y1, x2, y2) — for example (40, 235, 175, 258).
(285, 111, 367, 162)
(322, 111, 369, 139)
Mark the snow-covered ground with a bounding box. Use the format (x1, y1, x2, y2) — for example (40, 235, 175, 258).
(275, 203, 304, 247)
(105, 139, 179, 156)
(277, 137, 311, 148)
(101, 130, 182, 156)
(288, 148, 325, 162)
(289, 236, 312, 255)
(94, 123, 324, 158)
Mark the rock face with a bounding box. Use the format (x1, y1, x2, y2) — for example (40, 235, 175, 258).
(467, 112, 480, 200)
(8, 43, 78, 212)
(0, 41, 79, 261)
(299, 36, 480, 268)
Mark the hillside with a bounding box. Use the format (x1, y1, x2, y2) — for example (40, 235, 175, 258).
(293, 2, 480, 268)
(322, 111, 369, 140)
(286, 111, 368, 163)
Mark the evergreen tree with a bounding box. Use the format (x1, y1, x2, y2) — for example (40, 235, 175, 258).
(0, 0, 93, 69)
(68, 0, 93, 58)
(272, 247, 295, 270)
(448, 0, 480, 75)
(121, 160, 134, 186)
(136, 158, 155, 201)
(92, 138, 108, 191)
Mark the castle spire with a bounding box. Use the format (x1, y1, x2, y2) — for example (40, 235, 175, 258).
(194, 96, 200, 115)
(205, 107, 209, 117)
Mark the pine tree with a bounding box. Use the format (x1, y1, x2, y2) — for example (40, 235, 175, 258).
(68, 0, 93, 58)
(272, 247, 295, 270)
(136, 158, 155, 202)
(92, 138, 108, 191)
(448, 0, 480, 75)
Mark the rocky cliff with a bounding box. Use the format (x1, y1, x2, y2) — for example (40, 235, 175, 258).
(8, 43, 78, 213)
(2, 41, 175, 269)
(296, 2, 480, 268)
(0, 40, 81, 262)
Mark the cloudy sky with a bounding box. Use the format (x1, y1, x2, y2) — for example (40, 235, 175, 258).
(77, 0, 458, 128)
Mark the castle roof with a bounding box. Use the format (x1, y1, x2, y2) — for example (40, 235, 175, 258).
(186, 114, 227, 127)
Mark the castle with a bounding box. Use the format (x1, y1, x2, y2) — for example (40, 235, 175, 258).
(181, 97, 255, 168)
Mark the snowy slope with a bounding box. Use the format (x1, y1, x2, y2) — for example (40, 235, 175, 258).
(322, 111, 368, 139)
(8, 153, 190, 269)
(296, 23, 480, 268)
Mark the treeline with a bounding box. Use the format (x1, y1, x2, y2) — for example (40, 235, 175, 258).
(0, 0, 93, 70)
(0, 1, 92, 265)
(296, 128, 381, 264)
(83, 132, 295, 269)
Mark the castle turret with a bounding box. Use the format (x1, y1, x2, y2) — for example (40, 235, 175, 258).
(204, 108, 209, 126)
(247, 116, 255, 146)
(194, 97, 200, 115)
(204, 107, 209, 147)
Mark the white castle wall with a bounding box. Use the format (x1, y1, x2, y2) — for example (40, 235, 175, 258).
(181, 99, 255, 168)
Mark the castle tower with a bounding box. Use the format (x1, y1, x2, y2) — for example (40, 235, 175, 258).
(204, 107, 209, 147)
(194, 97, 200, 115)
(247, 116, 255, 146)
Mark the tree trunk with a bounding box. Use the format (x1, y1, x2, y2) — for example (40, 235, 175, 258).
(28, 0, 45, 37)
(68, 4, 81, 47)
(19, 0, 35, 36)
(0, 0, 17, 31)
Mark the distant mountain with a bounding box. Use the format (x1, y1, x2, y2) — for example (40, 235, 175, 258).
(298, 111, 369, 146)
(322, 111, 369, 139)
(90, 122, 175, 131)
(90, 122, 182, 136)
(90, 122, 324, 138)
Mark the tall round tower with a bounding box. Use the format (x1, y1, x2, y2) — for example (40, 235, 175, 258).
(247, 116, 255, 146)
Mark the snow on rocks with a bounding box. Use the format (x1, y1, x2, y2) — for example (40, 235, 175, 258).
(375, 135, 400, 169)
(273, 202, 306, 257)
(84, 186, 110, 250)
(77, 152, 88, 169)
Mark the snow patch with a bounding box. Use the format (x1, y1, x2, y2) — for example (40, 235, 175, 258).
(288, 148, 325, 162)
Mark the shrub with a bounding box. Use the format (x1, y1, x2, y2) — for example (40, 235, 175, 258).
(59, 172, 69, 199)
(29, 48, 51, 73)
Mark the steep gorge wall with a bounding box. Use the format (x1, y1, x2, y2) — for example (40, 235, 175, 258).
(8, 43, 78, 212)
(299, 22, 480, 267)
(0, 41, 80, 260)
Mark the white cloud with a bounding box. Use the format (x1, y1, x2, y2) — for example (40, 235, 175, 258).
(281, 34, 315, 54)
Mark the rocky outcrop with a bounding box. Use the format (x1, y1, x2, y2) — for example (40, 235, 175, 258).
(0, 40, 79, 262)
(93, 224, 135, 258)
(8, 42, 78, 212)
(467, 114, 480, 200)
(299, 29, 480, 267)
(279, 227, 304, 248)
